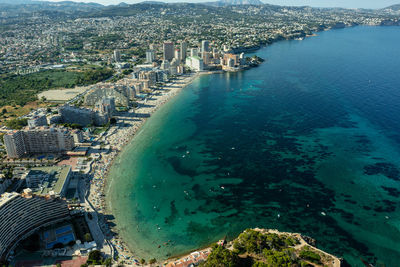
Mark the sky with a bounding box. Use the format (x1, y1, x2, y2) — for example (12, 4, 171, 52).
(44, 0, 399, 9)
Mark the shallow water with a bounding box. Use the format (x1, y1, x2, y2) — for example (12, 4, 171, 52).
(107, 26, 400, 266)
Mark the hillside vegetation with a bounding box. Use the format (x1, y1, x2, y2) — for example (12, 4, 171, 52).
(200, 229, 338, 267)
(0, 67, 113, 107)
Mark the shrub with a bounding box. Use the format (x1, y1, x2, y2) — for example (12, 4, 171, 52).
(299, 247, 321, 263)
(201, 244, 239, 267)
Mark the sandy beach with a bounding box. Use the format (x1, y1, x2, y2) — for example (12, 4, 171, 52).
(85, 72, 201, 265)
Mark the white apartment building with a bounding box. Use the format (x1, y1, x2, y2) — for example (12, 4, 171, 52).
(4, 127, 75, 158)
(185, 56, 204, 71)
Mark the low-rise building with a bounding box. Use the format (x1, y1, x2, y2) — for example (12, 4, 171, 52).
(28, 114, 48, 128)
(25, 166, 72, 197)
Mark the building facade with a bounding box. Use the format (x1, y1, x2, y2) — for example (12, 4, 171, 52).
(180, 41, 187, 61)
(28, 115, 47, 128)
(201, 40, 209, 53)
(4, 127, 75, 158)
(113, 49, 121, 62)
(163, 42, 174, 61)
(58, 105, 93, 126)
(145, 50, 155, 63)
(185, 56, 204, 71)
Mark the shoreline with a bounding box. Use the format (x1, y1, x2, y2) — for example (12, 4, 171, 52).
(87, 26, 369, 265)
(86, 71, 206, 264)
(163, 228, 341, 267)
(86, 28, 338, 265)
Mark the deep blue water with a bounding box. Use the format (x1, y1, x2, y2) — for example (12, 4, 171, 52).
(107, 26, 400, 266)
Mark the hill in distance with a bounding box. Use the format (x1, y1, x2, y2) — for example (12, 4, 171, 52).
(383, 4, 400, 11)
(217, 0, 264, 5)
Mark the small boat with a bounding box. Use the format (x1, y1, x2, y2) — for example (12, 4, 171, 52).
(277, 214, 280, 218)
(221, 186, 225, 190)
(321, 212, 326, 216)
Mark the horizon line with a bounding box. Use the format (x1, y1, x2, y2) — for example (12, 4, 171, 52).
(10, 0, 399, 9)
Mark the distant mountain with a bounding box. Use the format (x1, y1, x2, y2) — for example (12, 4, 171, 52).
(0, 0, 103, 7)
(138, 1, 166, 4)
(383, 4, 400, 11)
(0, 0, 104, 18)
(219, 0, 264, 5)
(207, 0, 264, 6)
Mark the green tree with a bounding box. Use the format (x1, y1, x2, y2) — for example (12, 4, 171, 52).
(5, 118, 28, 129)
(252, 261, 268, 267)
(84, 233, 92, 242)
(103, 258, 112, 267)
(299, 247, 321, 264)
(88, 250, 102, 265)
(263, 249, 294, 267)
(201, 244, 239, 267)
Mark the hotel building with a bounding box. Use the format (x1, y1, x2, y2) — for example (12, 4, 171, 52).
(0, 190, 70, 261)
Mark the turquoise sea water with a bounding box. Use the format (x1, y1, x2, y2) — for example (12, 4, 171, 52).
(107, 26, 400, 266)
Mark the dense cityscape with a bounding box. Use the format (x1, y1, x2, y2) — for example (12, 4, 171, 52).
(0, 0, 400, 266)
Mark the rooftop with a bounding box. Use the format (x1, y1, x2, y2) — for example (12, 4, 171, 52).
(0, 192, 19, 208)
(27, 166, 71, 196)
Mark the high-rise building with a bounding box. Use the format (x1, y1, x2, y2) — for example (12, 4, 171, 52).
(163, 42, 174, 61)
(174, 50, 181, 62)
(95, 98, 115, 117)
(212, 48, 219, 59)
(223, 53, 239, 66)
(4, 127, 75, 158)
(201, 40, 210, 53)
(146, 50, 155, 63)
(190, 48, 198, 57)
(202, 52, 210, 65)
(113, 49, 121, 62)
(0, 191, 70, 261)
(185, 56, 204, 71)
(180, 41, 187, 61)
(161, 60, 170, 70)
(58, 105, 93, 126)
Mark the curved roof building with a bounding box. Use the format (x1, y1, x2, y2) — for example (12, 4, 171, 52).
(0, 191, 70, 261)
